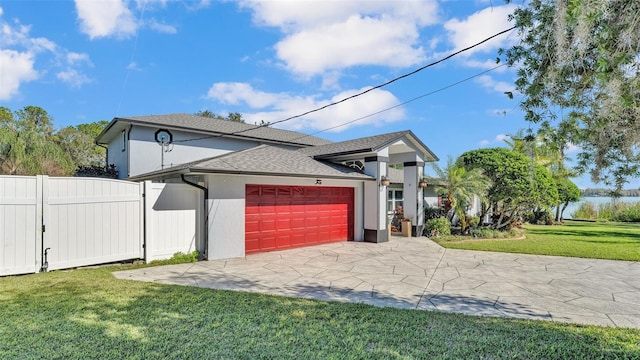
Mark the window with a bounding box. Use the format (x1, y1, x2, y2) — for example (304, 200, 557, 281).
(387, 189, 403, 214)
(121, 130, 126, 152)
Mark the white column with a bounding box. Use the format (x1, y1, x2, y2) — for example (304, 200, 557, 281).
(403, 162, 424, 236)
(363, 155, 389, 243)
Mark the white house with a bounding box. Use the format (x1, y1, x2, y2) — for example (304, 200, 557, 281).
(96, 114, 439, 260)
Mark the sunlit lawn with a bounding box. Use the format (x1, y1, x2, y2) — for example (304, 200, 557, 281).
(434, 220, 640, 261)
(1, 266, 639, 359)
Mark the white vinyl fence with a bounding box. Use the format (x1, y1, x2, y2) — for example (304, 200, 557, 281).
(0, 176, 203, 276)
(145, 182, 203, 262)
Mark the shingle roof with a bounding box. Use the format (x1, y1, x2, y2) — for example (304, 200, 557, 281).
(130, 145, 373, 180)
(99, 113, 331, 147)
(298, 130, 410, 157)
(297, 130, 438, 161)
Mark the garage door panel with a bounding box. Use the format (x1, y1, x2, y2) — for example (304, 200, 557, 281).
(260, 219, 276, 232)
(245, 185, 353, 254)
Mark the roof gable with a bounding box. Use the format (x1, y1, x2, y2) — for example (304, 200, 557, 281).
(298, 130, 438, 161)
(96, 113, 331, 147)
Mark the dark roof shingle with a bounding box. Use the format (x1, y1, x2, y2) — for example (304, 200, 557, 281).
(298, 131, 410, 157)
(103, 113, 331, 147)
(131, 145, 373, 180)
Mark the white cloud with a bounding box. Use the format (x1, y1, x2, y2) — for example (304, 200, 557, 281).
(479, 133, 507, 147)
(475, 74, 515, 94)
(147, 18, 176, 34)
(444, 4, 517, 56)
(0, 49, 38, 100)
(566, 143, 580, 154)
(239, 0, 439, 78)
(275, 15, 425, 77)
(56, 69, 91, 87)
(74, 0, 138, 39)
(205, 82, 405, 132)
(0, 14, 92, 99)
(66, 52, 93, 66)
(127, 61, 143, 71)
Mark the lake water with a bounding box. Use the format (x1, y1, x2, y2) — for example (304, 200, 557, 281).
(562, 196, 640, 219)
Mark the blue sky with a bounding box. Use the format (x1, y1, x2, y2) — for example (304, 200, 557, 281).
(1, 0, 625, 189)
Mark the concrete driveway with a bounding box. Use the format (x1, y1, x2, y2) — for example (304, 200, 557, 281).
(114, 236, 640, 329)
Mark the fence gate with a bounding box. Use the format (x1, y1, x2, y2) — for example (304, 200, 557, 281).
(1, 176, 204, 276)
(0, 176, 41, 276)
(43, 177, 144, 271)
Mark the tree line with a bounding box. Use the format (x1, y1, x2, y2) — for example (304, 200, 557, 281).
(581, 188, 640, 197)
(0, 106, 111, 177)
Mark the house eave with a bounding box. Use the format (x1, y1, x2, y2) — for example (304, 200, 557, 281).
(128, 168, 374, 182)
(97, 117, 321, 148)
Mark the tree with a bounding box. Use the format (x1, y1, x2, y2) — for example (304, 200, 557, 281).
(195, 110, 245, 123)
(459, 148, 558, 229)
(0, 106, 73, 175)
(195, 110, 217, 118)
(56, 120, 109, 168)
(502, 0, 640, 192)
(555, 178, 581, 221)
(431, 156, 491, 231)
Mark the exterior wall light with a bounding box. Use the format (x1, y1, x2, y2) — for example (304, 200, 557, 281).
(418, 178, 428, 188)
(380, 176, 390, 187)
(315, 179, 322, 185)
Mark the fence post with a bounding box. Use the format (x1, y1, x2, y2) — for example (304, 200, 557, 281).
(143, 181, 152, 263)
(36, 175, 47, 272)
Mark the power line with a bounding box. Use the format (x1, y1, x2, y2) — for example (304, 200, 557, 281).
(175, 26, 516, 144)
(265, 27, 516, 129)
(116, 0, 147, 117)
(287, 64, 507, 142)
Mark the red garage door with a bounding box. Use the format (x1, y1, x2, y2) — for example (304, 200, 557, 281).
(245, 185, 354, 254)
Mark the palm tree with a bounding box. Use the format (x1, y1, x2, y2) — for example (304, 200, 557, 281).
(430, 156, 492, 230)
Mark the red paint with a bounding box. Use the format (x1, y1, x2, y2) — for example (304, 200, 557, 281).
(245, 185, 354, 254)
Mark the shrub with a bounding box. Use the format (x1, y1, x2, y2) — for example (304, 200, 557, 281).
(425, 217, 451, 237)
(571, 201, 597, 220)
(612, 202, 640, 222)
(467, 216, 480, 229)
(424, 206, 445, 221)
(150, 251, 199, 265)
(471, 228, 518, 239)
(524, 209, 554, 224)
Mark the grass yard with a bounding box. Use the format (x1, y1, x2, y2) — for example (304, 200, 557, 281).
(1, 266, 639, 359)
(434, 220, 640, 261)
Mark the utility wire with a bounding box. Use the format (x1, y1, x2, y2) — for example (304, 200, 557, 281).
(116, 0, 147, 117)
(174, 26, 516, 144)
(265, 27, 515, 129)
(286, 64, 506, 142)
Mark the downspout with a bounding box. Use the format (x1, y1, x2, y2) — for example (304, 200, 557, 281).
(126, 125, 133, 178)
(181, 174, 209, 260)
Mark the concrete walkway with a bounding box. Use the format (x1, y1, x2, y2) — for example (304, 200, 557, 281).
(114, 237, 640, 329)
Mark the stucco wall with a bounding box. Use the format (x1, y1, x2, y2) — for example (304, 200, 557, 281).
(423, 186, 440, 208)
(205, 174, 366, 260)
(107, 129, 129, 179)
(127, 126, 259, 177)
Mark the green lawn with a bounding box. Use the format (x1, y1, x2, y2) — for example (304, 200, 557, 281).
(1, 266, 639, 359)
(435, 220, 640, 261)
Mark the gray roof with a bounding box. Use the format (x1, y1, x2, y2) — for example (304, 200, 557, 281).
(130, 145, 374, 181)
(97, 113, 331, 147)
(298, 130, 438, 160)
